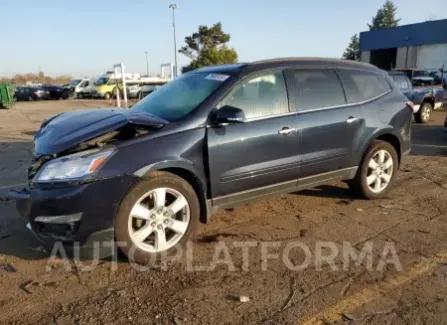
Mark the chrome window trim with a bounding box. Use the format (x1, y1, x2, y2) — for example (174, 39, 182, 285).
(244, 111, 297, 122)
(296, 89, 392, 114)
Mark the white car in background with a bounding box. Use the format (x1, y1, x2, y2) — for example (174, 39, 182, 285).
(125, 84, 141, 99)
(139, 85, 161, 99)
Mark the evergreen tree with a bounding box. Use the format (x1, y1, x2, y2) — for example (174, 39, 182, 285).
(179, 22, 238, 73)
(342, 34, 360, 61)
(368, 0, 400, 31)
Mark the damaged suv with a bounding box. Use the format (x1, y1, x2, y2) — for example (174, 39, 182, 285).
(10, 58, 412, 264)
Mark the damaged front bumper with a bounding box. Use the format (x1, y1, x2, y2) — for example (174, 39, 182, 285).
(9, 175, 138, 259)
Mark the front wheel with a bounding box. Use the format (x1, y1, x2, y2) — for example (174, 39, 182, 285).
(415, 102, 432, 123)
(115, 172, 200, 265)
(348, 140, 398, 199)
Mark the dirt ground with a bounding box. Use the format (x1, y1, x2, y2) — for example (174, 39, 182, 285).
(1, 100, 447, 325)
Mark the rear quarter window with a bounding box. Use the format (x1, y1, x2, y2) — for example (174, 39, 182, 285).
(338, 70, 391, 104)
(391, 75, 409, 90)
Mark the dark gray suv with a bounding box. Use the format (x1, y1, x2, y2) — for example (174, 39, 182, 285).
(10, 58, 413, 264)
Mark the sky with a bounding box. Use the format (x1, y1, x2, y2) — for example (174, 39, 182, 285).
(1, 0, 446, 78)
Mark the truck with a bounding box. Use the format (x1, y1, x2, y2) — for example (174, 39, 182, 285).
(389, 69, 444, 123)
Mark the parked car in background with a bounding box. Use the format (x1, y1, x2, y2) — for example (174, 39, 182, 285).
(93, 78, 169, 100)
(42, 85, 69, 100)
(64, 79, 82, 97)
(411, 70, 436, 86)
(126, 84, 142, 99)
(92, 77, 122, 99)
(65, 78, 96, 98)
(14, 86, 49, 101)
(139, 85, 161, 99)
(389, 70, 444, 123)
(9, 58, 413, 264)
(430, 70, 447, 88)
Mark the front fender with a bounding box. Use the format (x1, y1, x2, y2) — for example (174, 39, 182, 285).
(133, 159, 203, 179)
(434, 88, 444, 103)
(132, 159, 211, 223)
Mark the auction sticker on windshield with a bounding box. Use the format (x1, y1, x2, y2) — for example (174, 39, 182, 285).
(205, 73, 230, 82)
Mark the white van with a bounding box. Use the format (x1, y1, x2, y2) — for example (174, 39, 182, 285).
(67, 78, 96, 98)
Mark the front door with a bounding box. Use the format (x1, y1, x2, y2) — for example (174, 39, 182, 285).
(207, 70, 300, 201)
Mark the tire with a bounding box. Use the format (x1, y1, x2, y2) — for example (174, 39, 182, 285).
(115, 171, 200, 265)
(348, 140, 398, 200)
(77, 92, 84, 99)
(414, 102, 432, 123)
(104, 92, 111, 100)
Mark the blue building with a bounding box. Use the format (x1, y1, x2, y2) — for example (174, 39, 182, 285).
(359, 19, 447, 71)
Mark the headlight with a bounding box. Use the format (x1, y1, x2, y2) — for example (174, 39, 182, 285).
(33, 149, 114, 183)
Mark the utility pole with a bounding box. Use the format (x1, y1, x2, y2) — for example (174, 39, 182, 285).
(145, 51, 149, 77)
(169, 4, 178, 78)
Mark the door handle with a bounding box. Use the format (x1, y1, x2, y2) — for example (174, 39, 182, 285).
(278, 127, 297, 135)
(346, 116, 360, 124)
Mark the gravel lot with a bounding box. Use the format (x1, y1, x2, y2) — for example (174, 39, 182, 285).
(1, 100, 447, 325)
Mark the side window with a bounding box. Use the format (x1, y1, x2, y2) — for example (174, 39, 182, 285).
(391, 76, 409, 89)
(85, 81, 90, 87)
(221, 71, 289, 119)
(339, 70, 391, 103)
(289, 69, 346, 110)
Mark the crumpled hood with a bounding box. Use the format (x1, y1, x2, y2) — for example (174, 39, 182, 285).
(34, 108, 168, 155)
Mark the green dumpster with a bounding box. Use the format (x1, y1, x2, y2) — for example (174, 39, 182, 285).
(0, 83, 15, 109)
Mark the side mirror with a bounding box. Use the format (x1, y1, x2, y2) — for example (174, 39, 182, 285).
(214, 105, 246, 124)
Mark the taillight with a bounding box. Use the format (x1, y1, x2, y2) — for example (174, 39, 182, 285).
(406, 101, 415, 111)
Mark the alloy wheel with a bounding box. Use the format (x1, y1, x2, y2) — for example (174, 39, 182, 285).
(366, 150, 393, 194)
(128, 187, 190, 253)
(422, 105, 431, 122)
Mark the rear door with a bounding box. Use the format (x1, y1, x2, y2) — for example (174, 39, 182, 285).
(285, 68, 364, 178)
(207, 70, 301, 199)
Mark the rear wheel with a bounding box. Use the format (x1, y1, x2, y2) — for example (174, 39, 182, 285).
(104, 92, 111, 100)
(415, 102, 432, 123)
(348, 140, 398, 199)
(115, 172, 200, 265)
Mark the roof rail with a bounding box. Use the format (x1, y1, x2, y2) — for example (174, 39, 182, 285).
(249, 57, 375, 67)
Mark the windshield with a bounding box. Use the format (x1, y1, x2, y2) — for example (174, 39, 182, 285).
(95, 77, 109, 86)
(132, 72, 229, 121)
(413, 71, 432, 78)
(69, 79, 82, 86)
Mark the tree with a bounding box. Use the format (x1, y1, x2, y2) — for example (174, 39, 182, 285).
(0, 73, 72, 85)
(342, 34, 360, 61)
(368, 0, 400, 31)
(179, 22, 238, 73)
